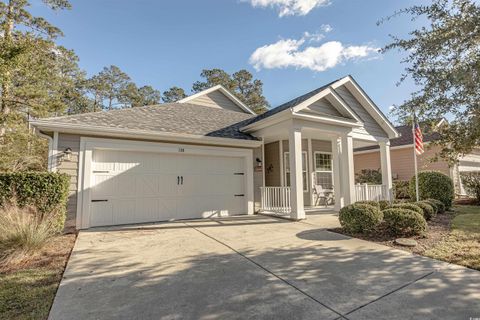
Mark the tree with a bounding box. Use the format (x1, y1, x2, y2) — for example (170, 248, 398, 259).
(87, 65, 131, 110)
(381, 0, 480, 162)
(121, 84, 161, 107)
(192, 68, 269, 114)
(162, 86, 186, 103)
(0, 0, 72, 136)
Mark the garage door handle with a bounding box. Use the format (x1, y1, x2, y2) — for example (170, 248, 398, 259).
(91, 199, 108, 202)
(181, 176, 183, 185)
(234, 194, 244, 197)
(177, 176, 180, 185)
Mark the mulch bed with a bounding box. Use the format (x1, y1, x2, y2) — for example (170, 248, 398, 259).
(330, 212, 454, 254)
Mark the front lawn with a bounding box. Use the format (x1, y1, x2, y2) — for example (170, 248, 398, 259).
(0, 234, 76, 320)
(424, 205, 480, 270)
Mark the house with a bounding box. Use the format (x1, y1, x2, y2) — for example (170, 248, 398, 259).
(31, 75, 399, 229)
(353, 120, 480, 196)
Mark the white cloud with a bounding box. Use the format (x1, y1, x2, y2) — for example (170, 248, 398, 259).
(248, 0, 331, 17)
(249, 36, 379, 72)
(320, 24, 333, 33)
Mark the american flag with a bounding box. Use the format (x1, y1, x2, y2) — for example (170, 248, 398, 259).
(414, 122, 424, 155)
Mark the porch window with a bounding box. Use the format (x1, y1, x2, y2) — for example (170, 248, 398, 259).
(314, 152, 333, 189)
(284, 151, 308, 192)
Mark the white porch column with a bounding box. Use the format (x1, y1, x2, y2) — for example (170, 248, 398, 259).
(331, 137, 342, 211)
(340, 134, 355, 206)
(379, 140, 393, 200)
(289, 125, 305, 220)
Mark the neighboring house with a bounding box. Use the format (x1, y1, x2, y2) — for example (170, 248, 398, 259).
(32, 76, 399, 229)
(353, 120, 480, 196)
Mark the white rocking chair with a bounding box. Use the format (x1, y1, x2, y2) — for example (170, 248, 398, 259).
(313, 185, 334, 207)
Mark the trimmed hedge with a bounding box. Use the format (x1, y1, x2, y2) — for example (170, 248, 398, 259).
(426, 198, 445, 214)
(378, 200, 390, 210)
(0, 172, 70, 232)
(410, 171, 454, 210)
(414, 201, 436, 220)
(423, 199, 438, 214)
(355, 201, 380, 209)
(383, 208, 427, 236)
(387, 203, 424, 215)
(393, 180, 410, 199)
(339, 203, 383, 233)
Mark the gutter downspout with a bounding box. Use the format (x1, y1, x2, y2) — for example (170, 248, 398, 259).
(35, 130, 54, 172)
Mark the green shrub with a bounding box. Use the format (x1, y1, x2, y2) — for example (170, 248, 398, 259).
(383, 208, 427, 236)
(0, 203, 56, 263)
(423, 199, 438, 214)
(415, 201, 436, 220)
(378, 200, 391, 210)
(355, 201, 380, 209)
(393, 180, 410, 199)
(339, 203, 383, 233)
(410, 171, 454, 210)
(426, 198, 445, 213)
(460, 172, 480, 204)
(387, 203, 424, 215)
(355, 169, 382, 184)
(0, 172, 70, 233)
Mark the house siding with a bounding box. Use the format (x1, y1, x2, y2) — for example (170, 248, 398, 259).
(303, 98, 343, 117)
(334, 86, 388, 138)
(56, 133, 81, 230)
(188, 90, 245, 113)
(354, 145, 451, 181)
(264, 139, 332, 206)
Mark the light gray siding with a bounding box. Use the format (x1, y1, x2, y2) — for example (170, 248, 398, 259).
(188, 90, 245, 113)
(56, 133, 81, 230)
(302, 98, 344, 117)
(334, 85, 388, 138)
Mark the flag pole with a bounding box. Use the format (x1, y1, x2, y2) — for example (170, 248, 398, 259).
(413, 113, 420, 202)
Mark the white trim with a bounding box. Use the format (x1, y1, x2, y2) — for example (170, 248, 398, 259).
(77, 137, 254, 229)
(331, 76, 399, 139)
(178, 84, 256, 115)
(30, 121, 262, 148)
(353, 142, 429, 155)
(313, 151, 334, 190)
(284, 151, 308, 192)
(241, 109, 292, 132)
(36, 131, 54, 171)
(292, 112, 363, 128)
(307, 138, 314, 205)
(331, 137, 342, 211)
(52, 132, 59, 172)
(75, 138, 86, 229)
(261, 139, 266, 188)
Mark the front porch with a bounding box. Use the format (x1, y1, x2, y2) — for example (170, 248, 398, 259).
(257, 126, 393, 219)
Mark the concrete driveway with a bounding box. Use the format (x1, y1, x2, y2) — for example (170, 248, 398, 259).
(50, 213, 480, 320)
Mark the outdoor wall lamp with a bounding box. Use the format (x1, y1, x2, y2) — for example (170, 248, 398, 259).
(256, 157, 262, 168)
(63, 147, 72, 161)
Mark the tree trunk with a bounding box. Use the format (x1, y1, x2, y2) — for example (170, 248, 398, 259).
(0, 0, 15, 137)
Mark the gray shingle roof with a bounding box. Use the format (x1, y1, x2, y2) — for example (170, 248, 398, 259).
(38, 103, 258, 140)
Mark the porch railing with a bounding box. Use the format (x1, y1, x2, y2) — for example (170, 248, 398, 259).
(260, 186, 291, 214)
(354, 183, 389, 202)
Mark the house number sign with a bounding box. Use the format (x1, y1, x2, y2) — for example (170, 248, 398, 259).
(178, 148, 185, 153)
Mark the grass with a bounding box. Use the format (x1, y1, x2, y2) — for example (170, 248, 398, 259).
(424, 205, 480, 270)
(0, 233, 76, 320)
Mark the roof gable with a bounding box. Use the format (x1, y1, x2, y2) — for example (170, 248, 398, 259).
(178, 85, 255, 115)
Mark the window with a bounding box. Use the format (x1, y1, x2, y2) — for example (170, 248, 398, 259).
(314, 152, 333, 189)
(284, 151, 308, 192)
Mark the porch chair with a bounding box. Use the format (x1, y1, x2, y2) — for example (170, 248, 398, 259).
(313, 185, 334, 207)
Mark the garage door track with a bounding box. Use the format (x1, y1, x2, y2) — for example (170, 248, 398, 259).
(50, 214, 480, 320)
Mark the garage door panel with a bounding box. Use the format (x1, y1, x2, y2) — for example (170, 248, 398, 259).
(89, 149, 246, 227)
(90, 201, 113, 227)
(112, 199, 136, 225)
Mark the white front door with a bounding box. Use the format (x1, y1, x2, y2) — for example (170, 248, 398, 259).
(89, 149, 245, 227)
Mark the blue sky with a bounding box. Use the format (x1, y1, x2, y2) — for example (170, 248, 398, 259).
(32, 0, 425, 121)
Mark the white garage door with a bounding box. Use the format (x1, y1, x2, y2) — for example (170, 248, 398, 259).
(89, 149, 246, 227)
